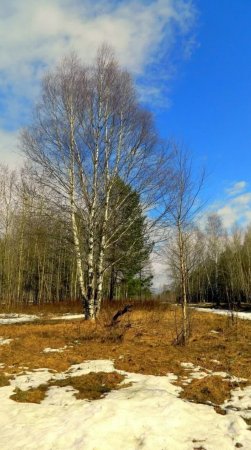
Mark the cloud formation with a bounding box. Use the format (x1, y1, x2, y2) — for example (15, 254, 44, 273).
(214, 182, 251, 228)
(151, 258, 169, 291)
(0, 0, 196, 112)
(225, 181, 247, 197)
(0, 129, 21, 169)
(0, 0, 197, 166)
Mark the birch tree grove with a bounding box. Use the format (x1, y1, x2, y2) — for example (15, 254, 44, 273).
(21, 46, 163, 320)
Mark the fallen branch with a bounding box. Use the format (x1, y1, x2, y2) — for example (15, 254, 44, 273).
(111, 305, 133, 325)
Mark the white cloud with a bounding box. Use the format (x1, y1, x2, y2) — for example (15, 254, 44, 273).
(0, 129, 23, 169)
(151, 258, 169, 291)
(216, 191, 251, 228)
(232, 192, 251, 205)
(0, 0, 195, 71)
(205, 181, 251, 229)
(0, 0, 197, 167)
(0, 0, 196, 107)
(226, 181, 247, 196)
(216, 205, 238, 228)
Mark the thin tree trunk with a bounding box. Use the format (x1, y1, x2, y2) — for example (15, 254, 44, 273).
(178, 221, 188, 344)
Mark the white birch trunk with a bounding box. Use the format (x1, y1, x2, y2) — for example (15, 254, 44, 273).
(178, 221, 188, 344)
(69, 113, 88, 317)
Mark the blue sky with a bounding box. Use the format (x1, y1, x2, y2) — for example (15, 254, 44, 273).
(155, 0, 251, 228)
(0, 0, 251, 229)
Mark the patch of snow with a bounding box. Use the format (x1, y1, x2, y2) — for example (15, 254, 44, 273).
(213, 371, 229, 378)
(0, 314, 39, 324)
(11, 370, 54, 391)
(43, 346, 68, 354)
(180, 362, 208, 380)
(66, 359, 117, 376)
(42, 385, 79, 406)
(0, 360, 249, 449)
(190, 371, 209, 380)
(224, 385, 251, 421)
(210, 330, 220, 334)
(0, 313, 84, 325)
(179, 363, 247, 387)
(195, 308, 251, 321)
(51, 314, 83, 321)
(180, 362, 195, 369)
(0, 337, 13, 345)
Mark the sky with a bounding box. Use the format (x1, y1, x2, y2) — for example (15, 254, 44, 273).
(0, 0, 251, 287)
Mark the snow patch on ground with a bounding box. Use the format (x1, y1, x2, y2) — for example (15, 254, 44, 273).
(0, 360, 249, 449)
(224, 385, 251, 421)
(51, 314, 83, 321)
(0, 337, 13, 345)
(0, 313, 83, 325)
(43, 346, 68, 353)
(179, 362, 248, 386)
(0, 309, 250, 325)
(0, 314, 39, 324)
(210, 359, 221, 364)
(195, 308, 251, 321)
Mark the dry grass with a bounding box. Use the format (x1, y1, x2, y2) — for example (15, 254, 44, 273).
(53, 371, 126, 400)
(10, 386, 48, 404)
(0, 305, 250, 407)
(0, 298, 167, 316)
(10, 371, 126, 403)
(180, 375, 241, 406)
(0, 300, 83, 316)
(0, 373, 11, 387)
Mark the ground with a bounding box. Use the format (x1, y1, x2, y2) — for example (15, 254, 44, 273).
(0, 302, 250, 449)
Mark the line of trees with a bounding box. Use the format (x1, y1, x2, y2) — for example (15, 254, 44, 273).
(169, 212, 251, 309)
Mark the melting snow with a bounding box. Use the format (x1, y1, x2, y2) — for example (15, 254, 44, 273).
(0, 360, 249, 449)
(195, 308, 251, 321)
(0, 314, 39, 324)
(0, 337, 13, 345)
(51, 314, 84, 321)
(0, 309, 250, 326)
(43, 346, 68, 353)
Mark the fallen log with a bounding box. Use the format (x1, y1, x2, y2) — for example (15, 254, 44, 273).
(111, 305, 133, 324)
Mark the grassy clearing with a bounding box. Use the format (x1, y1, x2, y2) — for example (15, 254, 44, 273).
(0, 303, 250, 407)
(10, 371, 126, 403)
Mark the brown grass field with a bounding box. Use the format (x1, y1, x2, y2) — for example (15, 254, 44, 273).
(0, 301, 250, 407)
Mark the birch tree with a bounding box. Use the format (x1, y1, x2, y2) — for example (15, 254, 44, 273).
(21, 46, 164, 320)
(166, 145, 204, 344)
(205, 213, 225, 306)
